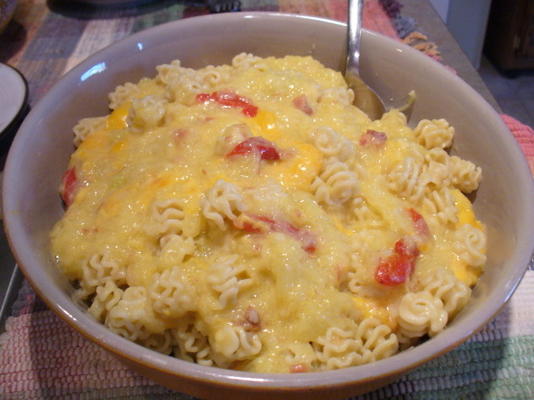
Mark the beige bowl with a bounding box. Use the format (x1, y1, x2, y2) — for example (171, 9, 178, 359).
(3, 12, 534, 399)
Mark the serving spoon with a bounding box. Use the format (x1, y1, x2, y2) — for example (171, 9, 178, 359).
(345, 0, 386, 120)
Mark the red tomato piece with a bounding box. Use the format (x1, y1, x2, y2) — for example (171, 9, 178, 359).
(292, 95, 314, 115)
(375, 238, 419, 286)
(60, 167, 78, 207)
(227, 137, 281, 161)
(196, 91, 258, 117)
(359, 130, 388, 147)
(407, 208, 431, 238)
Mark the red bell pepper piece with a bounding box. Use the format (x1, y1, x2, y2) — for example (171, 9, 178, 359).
(359, 130, 387, 147)
(375, 238, 419, 286)
(196, 91, 258, 117)
(227, 137, 280, 161)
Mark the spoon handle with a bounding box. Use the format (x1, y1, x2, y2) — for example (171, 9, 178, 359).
(346, 0, 363, 76)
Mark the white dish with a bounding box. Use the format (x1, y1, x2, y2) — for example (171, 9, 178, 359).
(0, 63, 27, 136)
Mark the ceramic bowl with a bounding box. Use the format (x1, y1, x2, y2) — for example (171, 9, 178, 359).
(3, 12, 534, 399)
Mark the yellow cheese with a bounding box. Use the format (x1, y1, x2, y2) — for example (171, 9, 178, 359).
(265, 143, 323, 191)
(453, 189, 482, 229)
(450, 255, 479, 286)
(107, 102, 130, 130)
(352, 296, 393, 328)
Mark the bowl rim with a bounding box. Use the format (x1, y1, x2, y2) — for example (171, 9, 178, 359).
(3, 11, 534, 391)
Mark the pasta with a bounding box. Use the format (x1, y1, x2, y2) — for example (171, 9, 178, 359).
(51, 54, 486, 373)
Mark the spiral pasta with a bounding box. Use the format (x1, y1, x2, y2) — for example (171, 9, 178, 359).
(450, 155, 482, 193)
(208, 255, 252, 309)
(312, 126, 355, 161)
(73, 116, 106, 147)
(423, 188, 458, 226)
(387, 156, 426, 203)
(454, 224, 487, 267)
(108, 82, 140, 110)
(212, 325, 262, 362)
(397, 291, 448, 339)
(202, 180, 246, 230)
(312, 158, 359, 206)
(414, 268, 471, 317)
(414, 118, 454, 149)
(148, 266, 196, 318)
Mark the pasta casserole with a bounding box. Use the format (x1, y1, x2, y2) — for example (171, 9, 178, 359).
(50, 54, 486, 373)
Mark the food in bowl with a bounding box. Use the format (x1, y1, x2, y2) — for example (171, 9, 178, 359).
(50, 54, 486, 373)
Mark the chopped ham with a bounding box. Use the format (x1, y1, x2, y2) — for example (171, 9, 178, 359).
(359, 130, 387, 147)
(292, 95, 314, 115)
(243, 306, 261, 332)
(290, 363, 309, 373)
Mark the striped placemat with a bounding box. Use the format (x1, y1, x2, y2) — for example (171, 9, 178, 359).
(1, 1, 533, 399)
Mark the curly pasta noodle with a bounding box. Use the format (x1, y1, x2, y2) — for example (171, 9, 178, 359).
(312, 158, 359, 206)
(173, 320, 214, 366)
(105, 286, 153, 342)
(387, 156, 426, 203)
(414, 268, 471, 317)
(421, 148, 451, 189)
(397, 291, 448, 339)
(312, 126, 355, 161)
(423, 188, 458, 226)
(77, 253, 126, 300)
(108, 82, 140, 110)
(88, 279, 124, 322)
(148, 266, 196, 318)
(208, 254, 252, 309)
(213, 325, 262, 362)
(454, 224, 487, 267)
(314, 318, 398, 370)
(449, 155, 482, 193)
(414, 118, 454, 149)
(73, 116, 106, 147)
(232, 53, 267, 71)
(201, 180, 246, 230)
(128, 95, 167, 132)
(141, 331, 174, 355)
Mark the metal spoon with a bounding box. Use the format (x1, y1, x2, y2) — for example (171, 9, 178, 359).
(345, 0, 386, 120)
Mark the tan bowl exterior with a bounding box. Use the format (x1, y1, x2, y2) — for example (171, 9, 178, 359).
(3, 12, 534, 399)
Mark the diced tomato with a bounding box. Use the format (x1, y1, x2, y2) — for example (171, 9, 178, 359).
(359, 130, 387, 147)
(235, 214, 317, 254)
(375, 238, 419, 286)
(196, 91, 258, 117)
(60, 167, 78, 207)
(227, 137, 281, 161)
(292, 95, 314, 115)
(407, 208, 430, 238)
(290, 364, 309, 373)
